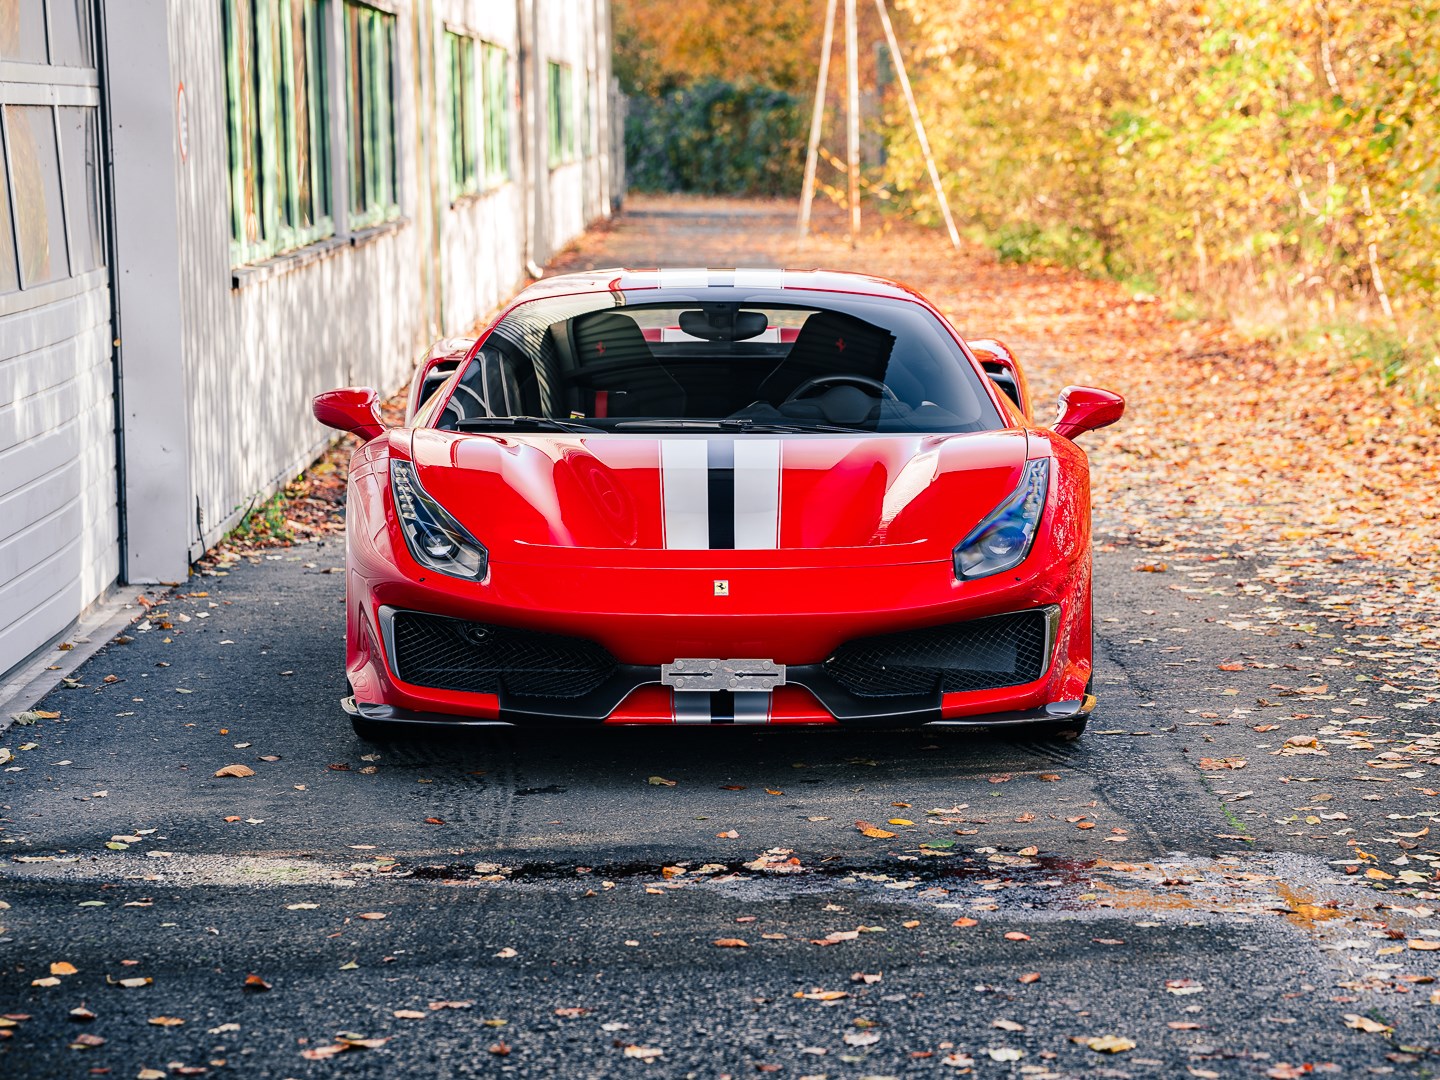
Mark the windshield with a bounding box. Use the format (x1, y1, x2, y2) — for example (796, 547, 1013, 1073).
(432, 287, 1004, 434)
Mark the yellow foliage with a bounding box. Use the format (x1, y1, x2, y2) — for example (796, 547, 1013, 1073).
(885, 0, 1440, 339)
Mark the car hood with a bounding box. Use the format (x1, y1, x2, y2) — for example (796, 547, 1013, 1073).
(407, 428, 1032, 564)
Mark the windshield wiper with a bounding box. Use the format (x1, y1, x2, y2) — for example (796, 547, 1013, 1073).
(455, 415, 605, 434)
(717, 418, 869, 434)
(612, 418, 868, 434)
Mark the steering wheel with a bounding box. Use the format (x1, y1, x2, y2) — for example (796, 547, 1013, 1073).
(782, 374, 900, 405)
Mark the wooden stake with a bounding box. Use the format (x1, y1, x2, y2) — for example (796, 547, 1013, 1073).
(844, 0, 861, 246)
(872, 0, 960, 249)
(797, 0, 838, 243)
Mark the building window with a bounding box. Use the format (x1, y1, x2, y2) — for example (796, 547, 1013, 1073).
(482, 43, 510, 184)
(0, 0, 93, 66)
(445, 31, 478, 197)
(583, 67, 594, 159)
(448, 34, 510, 199)
(0, 125, 16, 294)
(223, 0, 331, 267)
(2, 104, 70, 289)
(547, 61, 575, 166)
(345, 1, 399, 228)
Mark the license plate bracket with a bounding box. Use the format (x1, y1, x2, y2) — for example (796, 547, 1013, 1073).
(661, 658, 786, 692)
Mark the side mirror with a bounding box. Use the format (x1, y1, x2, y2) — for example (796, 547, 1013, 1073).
(1053, 386, 1125, 440)
(313, 387, 386, 442)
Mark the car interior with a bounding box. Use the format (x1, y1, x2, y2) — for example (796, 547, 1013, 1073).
(432, 300, 1003, 434)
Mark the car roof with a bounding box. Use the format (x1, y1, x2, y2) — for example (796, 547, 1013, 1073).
(509, 268, 930, 306)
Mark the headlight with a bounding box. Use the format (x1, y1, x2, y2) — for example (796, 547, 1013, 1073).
(953, 459, 1049, 579)
(389, 459, 488, 580)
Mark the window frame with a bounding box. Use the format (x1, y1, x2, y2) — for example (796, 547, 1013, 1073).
(223, 0, 333, 268)
(481, 41, 511, 186)
(547, 60, 576, 167)
(445, 30, 479, 199)
(344, 0, 400, 229)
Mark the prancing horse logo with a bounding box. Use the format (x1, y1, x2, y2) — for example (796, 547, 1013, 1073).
(714, 580, 729, 596)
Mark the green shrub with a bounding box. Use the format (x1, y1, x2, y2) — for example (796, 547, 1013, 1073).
(625, 80, 808, 196)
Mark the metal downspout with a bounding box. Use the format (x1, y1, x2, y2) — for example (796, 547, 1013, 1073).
(93, 0, 128, 583)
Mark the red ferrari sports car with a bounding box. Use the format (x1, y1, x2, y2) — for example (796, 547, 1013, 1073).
(313, 269, 1123, 740)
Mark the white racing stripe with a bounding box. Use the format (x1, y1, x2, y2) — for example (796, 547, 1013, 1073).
(657, 268, 709, 289)
(733, 692, 772, 724)
(660, 439, 709, 549)
(733, 439, 781, 549)
(674, 694, 711, 724)
(734, 268, 786, 289)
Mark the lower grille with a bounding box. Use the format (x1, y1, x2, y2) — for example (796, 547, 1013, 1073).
(390, 612, 617, 698)
(824, 610, 1051, 698)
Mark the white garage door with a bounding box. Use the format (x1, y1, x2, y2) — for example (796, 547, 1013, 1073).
(0, 2, 119, 675)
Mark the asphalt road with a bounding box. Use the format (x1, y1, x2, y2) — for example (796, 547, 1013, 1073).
(3, 201, 1438, 1077)
(1, 532, 1437, 1079)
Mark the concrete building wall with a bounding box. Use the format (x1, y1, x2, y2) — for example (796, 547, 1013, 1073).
(1, 0, 617, 679)
(106, 0, 617, 579)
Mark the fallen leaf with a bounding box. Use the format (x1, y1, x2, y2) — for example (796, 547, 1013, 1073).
(992, 1018, 1024, 1031)
(243, 974, 271, 991)
(623, 1045, 664, 1061)
(1343, 1013, 1393, 1033)
(1408, 939, 1440, 951)
(888, 818, 914, 826)
(647, 776, 677, 787)
(1003, 931, 1030, 941)
(50, 962, 78, 976)
(147, 1016, 185, 1027)
(1079, 1035, 1136, 1053)
(68, 1007, 96, 1022)
(393, 1009, 426, 1019)
(715, 829, 739, 839)
(713, 938, 749, 948)
(1018, 972, 1040, 984)
(952, 917, 979, 928)
(843, 1031, 880, 1047)
(1166, 979, 1205, 995)
(493, 947, 518, 958)
(986, 1047, 1024, 1061)
(357, 912, 387, 920)
(488, 1042, 511, 1056)
(796, 989, 849, 1001)
(213, 764, 254, 778)
(856, 820, 897, 839)
(69, 1032, 105, 1049)
(427, 1000, 474, 1010)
